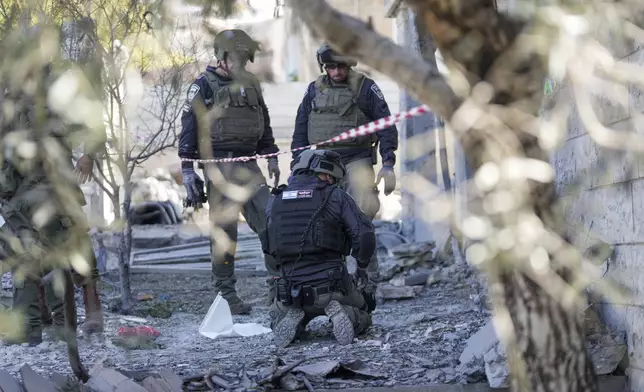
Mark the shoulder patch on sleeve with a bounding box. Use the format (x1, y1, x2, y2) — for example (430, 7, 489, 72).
(370, 83, 384, 100)
(187, 84, 200, 102)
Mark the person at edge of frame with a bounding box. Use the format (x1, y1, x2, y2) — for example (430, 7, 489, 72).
(1, 19, 106, 346)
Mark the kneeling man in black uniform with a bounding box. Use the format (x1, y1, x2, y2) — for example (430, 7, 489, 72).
(262, 149, 377, 348)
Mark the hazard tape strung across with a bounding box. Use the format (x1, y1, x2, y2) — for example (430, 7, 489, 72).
(180, 104, 431, 164)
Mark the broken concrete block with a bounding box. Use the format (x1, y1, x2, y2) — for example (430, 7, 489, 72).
(483, 341, 510, 388)
(405, 273, 431, 286)
(88, 364, 148, 392)
(589, 333, 627, 375)
(20, 364, 58, 392)
(391, 242, 435, 267)
(376, 284, 416, 300)
(459, 321, 498, 367)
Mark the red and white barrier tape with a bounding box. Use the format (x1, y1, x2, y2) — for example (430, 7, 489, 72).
(180, 104, 431, 164)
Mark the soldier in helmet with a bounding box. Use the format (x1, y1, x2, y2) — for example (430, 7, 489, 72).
(291, 43, 398, 287)
(261, 149, 377, 348)
(1, 19, 106, 346)
(179, 29, 281, 315)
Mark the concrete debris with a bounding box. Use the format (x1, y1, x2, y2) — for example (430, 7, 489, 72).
(376, 284, 417, 300)
(459, 321, 498, 368)
(459, 308, 629, 388)
(391, 242, 436, 267)
(588, 332, 627, 375)
(483, 341, 510, 388)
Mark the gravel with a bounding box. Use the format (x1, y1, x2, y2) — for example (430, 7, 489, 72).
(0, 259, 491, 389)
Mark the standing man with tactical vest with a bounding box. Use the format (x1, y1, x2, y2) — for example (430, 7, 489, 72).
(1, 20, 106, 346)
(291, 43, 398, 283)
(179, 29, 281, 315)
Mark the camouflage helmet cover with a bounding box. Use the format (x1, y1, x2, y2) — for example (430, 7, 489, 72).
(214, 29, 260, 63)
(316, 43, 357, 68)
(291, 149, 346, 180)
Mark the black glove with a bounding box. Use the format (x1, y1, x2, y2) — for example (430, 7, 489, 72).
(376, 164, 396, 196)
(267, 157, 280, 188)
(182, 168, 206, 209)
(355, 268, 369, 290)
(362, 289, 377, 313)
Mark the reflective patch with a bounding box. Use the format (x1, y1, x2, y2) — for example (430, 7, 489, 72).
(282, 190, 313, 200)
(371, 83, 384, 100)
(182, 103, 191, 112)
(187, 84, 200, 102)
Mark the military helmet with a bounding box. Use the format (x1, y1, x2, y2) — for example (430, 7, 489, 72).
(214, 29, 260, 63)
(292, 149, 346, 180)
(316, 43, 357, 70)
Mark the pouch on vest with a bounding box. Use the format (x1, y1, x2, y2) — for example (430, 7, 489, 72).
(203, 71, 265, 149)
(307, 71, 374, 150)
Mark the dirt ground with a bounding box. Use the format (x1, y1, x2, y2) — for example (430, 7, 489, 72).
(0, 261, 491, 389)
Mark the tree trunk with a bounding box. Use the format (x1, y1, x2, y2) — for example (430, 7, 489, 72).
(118, 182, 133, 311)
(287, 1, 600, 390)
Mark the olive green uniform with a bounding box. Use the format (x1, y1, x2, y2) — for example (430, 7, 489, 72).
(1, 35, 106, 344)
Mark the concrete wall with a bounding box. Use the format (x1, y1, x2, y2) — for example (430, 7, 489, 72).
(551, 44, 644, 390)
(389, 5, 455, 246)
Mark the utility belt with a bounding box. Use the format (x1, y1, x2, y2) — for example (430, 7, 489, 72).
(274, 266, 352, 307)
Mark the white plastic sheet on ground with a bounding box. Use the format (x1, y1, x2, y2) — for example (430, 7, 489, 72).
(198, 293, 272, 339)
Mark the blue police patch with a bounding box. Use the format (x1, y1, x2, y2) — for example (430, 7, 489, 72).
(371, 84, 384, 100)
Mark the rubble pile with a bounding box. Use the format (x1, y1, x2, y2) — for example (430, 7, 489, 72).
(458, 307, 628, 388)
(131, 168, 186, 212)
(375, 240, 486, 305)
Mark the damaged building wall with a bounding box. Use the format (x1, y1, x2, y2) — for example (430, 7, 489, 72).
(386, 3, 455, 247)
(550, 43, 644, 390)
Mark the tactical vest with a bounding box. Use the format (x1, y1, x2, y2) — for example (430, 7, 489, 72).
(202, 70, 265, 152)
(307, 71, 373, 150)
(267, 184, 348, 270)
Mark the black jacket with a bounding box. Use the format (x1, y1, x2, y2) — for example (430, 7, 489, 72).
(178, 66, 279, 169)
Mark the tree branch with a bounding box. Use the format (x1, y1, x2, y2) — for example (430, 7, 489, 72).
(288, 0, 461, 120)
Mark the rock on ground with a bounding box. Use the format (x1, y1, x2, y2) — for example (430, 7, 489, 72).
(0, 262, 489, 389)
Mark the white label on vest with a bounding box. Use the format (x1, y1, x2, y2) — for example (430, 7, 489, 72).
(282, 190, 313, 199)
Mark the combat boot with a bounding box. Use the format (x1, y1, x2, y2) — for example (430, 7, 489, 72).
(272, 307, 305, 348)
(324, 300, 355, 345)
(81, 282, 104, 335)
(4, 329, 43, 347)
(227, 296, 252, 315)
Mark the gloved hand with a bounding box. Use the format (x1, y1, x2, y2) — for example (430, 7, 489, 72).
(182, 168, 206, 209)
(355, 268, 369, 291)
(356, 268, 376, 312)
(267, 157, 280, 188)
(362, 289, 377, 313)
(376, 163, 396, 196)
